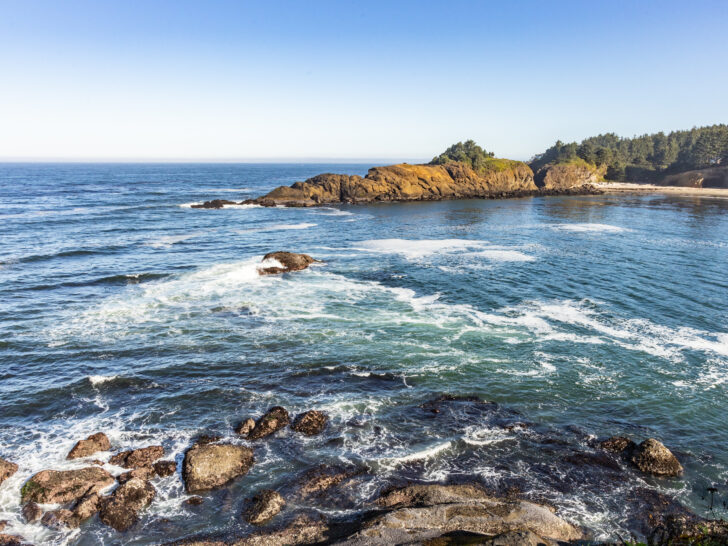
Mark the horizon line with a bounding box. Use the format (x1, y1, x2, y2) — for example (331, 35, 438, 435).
(0, 156, 436, 165)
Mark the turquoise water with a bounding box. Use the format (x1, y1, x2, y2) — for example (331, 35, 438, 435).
(0, 164, 727, 544)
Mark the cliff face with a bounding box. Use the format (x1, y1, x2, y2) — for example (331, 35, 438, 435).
(660, 166, 728, 188)
(534, 161, 605, 190)
(251, 161, 538, 207)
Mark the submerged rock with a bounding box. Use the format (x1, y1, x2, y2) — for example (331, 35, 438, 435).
(291, 411, 328, 436)
(599, 436, 636, 454)
(41, 509, 75, 529)
(295, 465, 358, 499)
(99, 477, 156, 532)
(110, 445, 165, 469)
(257, 253, 316, 276)
(185, 496, 204, 506)
(21, 466, 115, 504)
(247, 406, 290, 440)
(154, 460, 177, 477)
(182, 442, 254, 493)
(191, 199, 238, 209)
(631, 438, 683, 476)
(67, 432, 111, 459)
(243, 489, 285, 525)
(21, 502, 42, 523)
(235, 418, 256, 437)
(0, 457, 18, 487)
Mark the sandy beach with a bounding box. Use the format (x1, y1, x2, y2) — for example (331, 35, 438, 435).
(600, 182, 728, 198)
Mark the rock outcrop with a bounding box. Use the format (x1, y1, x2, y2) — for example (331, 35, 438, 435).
(660, 165, 728, 188)
(291, 411, 328, 436)
(257, 253, 316, 276)
(0, 457, 17, 487)
(235, 418, 256, 437)
(21, 466, 115, 504)
(191, 199, 238, 209)
(67, 432, 111, 459)
(247, 407, 290, 440)
(631, 438, 683, 476)
(99, 477, 156, 531)
(154, 460, 177, 477)
(243, 489, 286, 525)
(110, 445, 164, 469)
(183, 442, 254, 493)
(534, 160, 605, 190)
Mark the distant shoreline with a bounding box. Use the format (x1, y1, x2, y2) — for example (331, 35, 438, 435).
(600, 182, 728, 198)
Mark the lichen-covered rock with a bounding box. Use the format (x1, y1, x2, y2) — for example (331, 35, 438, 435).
(109, 446, 164, 469)
(247, 407, 290, 440)
(291, 411, 328, 436)
(235, 418, 256, 437)
(67, 432, 111, 459)
(182, 443, 254, 493)
(153, 460, 177, 477)
(21, 467, 115, 504)
(99, 477, 156, 532)
(0, 458, 18, 487)
(257, 253, 316, 276)
(21, 502, 42, 523)
(243, 489, 285, 525)
(631, 438, 683, 476)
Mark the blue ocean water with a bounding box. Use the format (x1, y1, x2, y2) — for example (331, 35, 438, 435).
(0, 163, 727, 544)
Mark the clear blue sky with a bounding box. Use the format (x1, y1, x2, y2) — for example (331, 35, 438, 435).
(1, 0, 726, 161)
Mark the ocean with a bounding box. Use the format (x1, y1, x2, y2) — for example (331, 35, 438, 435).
(1, 163, 727, 544)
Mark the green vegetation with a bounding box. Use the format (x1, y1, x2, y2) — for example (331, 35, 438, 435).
(430, 140, 523, 174)
(530, 124, 728, 182)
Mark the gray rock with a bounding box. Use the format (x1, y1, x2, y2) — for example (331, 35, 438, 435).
(183, 443, 254, 493)
(631, 438, 683, 476)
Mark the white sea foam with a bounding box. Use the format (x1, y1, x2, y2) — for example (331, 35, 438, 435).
(356, 238, 486, 258)
(237, 222, 317, 233)
(178, 202, 261, 209)
(88, 374, 119, 386)
(146, 232, 203, 248)
(550, 223, 629, 233)
(473, 249, 535, 262)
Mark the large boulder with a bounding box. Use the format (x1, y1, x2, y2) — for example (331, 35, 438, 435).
(67, 432, 111, 459)
(258, 253, 316, 276)
(291, 410, 328, 436)
(631, 438, 683, 476)
(182, 442, 254, 493)
(99, 477, 156, 532)
(0, 457, 17, 487)
(109, 445, 164, 469)
(21, 466, 115, 504)
(247, 407, 290, 440)
(243, 489, 285, 525)
(235, 515, 328, 545)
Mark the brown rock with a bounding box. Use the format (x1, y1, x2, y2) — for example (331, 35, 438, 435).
(485, 529, 554, 545)
(117, 466, 155, 483)
(67, 432, 111, 460)
(631, 438, 683, 476)
(73, 491, 101, 521)
(247, 407, 290, 440)
(21, 502, 42, 523)
(191, 199, 237, 209)
(600, 436, 636, 454)
(234, 515, 328, 545)
(185, 496, 204, 506)
(154, 460, 177, 477)
(0, 534, 27, 546)
(21, 466, 115, 504)
(0, 523, 5, 533)
(182, 443, 254, 493)
(291, 411, 328, 436)
(0, 458, 18, 487)
(41, 509, 76, 529)
(99, 477, 156, 532)
(235, 418, 256, 437)
(243, 489, 285, 525)
(296, 465, 356, 498)
(258, 253, 316, 276)
(534, 161, 605, 190)
(110, 445, 164, 469)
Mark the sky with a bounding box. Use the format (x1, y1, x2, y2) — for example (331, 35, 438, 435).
(0, 0, 727, 162)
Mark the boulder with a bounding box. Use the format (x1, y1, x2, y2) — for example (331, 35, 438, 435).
(247, 407, 290, 440)
(117, 466, 155, 484)
(73, 491, 101, 522)
(291, 411, 328, 436)
(600, 436, 636, 454)
(67, 432, 111, 459)
(0, 458, 18, 487)
(235, 515, 328, 545)
(182, 443, 254, 493)
(154, 460, 177, 477)
(0, 535, 27, 546)
(243, 489, 285, 525)
(99, 477, 156, 532)
(338, 484, 581, 545)
(191, 199, 237, 209)
(41, 509, 75, 529)
(21, 502, 42, 523)
(631, 438, 683, 476)
(109, 445, 164, 469)
(185, 496, 204, 506)
(21, 466, 115, 504)
(295, 465, 357, 498)
(235, 418, 256, 437)
(258, 253, 316, 276)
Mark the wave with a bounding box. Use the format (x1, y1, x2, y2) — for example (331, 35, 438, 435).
(355, 239, 536, 263)
(146, 233, 204, 248)
(550, 223, 629, 233)
(237, 223, 317, 233)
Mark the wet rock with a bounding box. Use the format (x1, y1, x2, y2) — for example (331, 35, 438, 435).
(247, 407, 290, 440)
(291, 411, 328, 436)
(191, 199, 237, 209)
(0, 534, 28, 546)
(600, 436, 636, 454)
(631, 438, 683, 476)
(235, 514, 328, 545)
(356, 484, 581, 544)
(109, 445, 165, 469)
(195, 435, 222, 445)
(67, 432, 111, 459)
(0, 523, 5, 532)
(258, 252, 317, 276)
(21, 502, 42, 523)
(118, 466, 155, 483)
(649, 514, 728, 545)
(0, 458, 18, 487)
(41, 509, 76, 529)
(185, 496, 204, 506)
(484, 529, 553, 545)
(154, 460, 177, 477)
(235, 418, 256, 437)
(296, 465, 358, 498)
(562, 452, 622, 472)
(182, 443, 254, 493)
(73, 491, 101, 522)
(243, 489, 285, 525)
(21, 466, 115, 504)
(99, 477, 156, 532)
